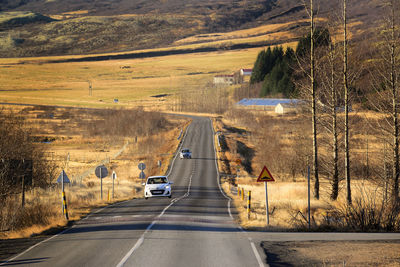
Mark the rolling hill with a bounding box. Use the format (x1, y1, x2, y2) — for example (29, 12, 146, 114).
(0, 0, 387, 57)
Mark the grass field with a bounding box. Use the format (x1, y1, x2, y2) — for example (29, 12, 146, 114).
(0, 47, 265, 108)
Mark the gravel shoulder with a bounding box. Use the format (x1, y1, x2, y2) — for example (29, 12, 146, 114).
(261, 240, 400, 266)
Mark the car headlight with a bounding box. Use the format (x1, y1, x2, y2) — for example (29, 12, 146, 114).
(165, 185, 170, 189)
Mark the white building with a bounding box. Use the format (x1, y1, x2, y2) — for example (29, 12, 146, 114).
(240, 68, 252, 76)
(275, 103, 297, 114)
(213, 74, 234, 86)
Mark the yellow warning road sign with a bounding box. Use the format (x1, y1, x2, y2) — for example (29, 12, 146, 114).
(257, 166, 275, 182)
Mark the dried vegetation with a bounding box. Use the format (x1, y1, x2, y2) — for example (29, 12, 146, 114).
(0, 105, 189, 238)
(215, 108, 400, 231)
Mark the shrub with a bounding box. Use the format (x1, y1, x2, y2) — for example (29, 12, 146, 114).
(0, 109, 56, 202)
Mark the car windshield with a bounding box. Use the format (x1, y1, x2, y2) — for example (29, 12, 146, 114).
(147, 177, 167, 184)
(182, 149, 189, 153)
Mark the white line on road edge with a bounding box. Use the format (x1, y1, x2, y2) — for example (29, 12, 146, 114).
(116, 123, 194, 267)
(0, 226, 74, 266)
(210, 118, 265, 267)
(0, 198, 131, 266)
(210, 118, 233, 219)
(251, 242, 265, 267)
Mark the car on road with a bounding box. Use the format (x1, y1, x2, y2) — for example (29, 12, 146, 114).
(143, 176, 173, 199)
(180, 148, 192, 159)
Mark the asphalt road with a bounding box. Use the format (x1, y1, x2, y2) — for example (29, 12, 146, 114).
(1, 116, 264, 267)
(2, 116, 400, 267)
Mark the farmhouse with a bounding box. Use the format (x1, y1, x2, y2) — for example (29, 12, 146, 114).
(238, 68, 252, 83)
(213, 74, 235, 86)
(240, 68, 252, 76)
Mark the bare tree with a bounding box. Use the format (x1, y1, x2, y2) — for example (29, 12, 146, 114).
(388, 0, 399, 202)
(368, 0, 400, 202)
(310, 0, 320, 199)
(343, 0, 352, 205)
(296, 0, 320, 199)
(0, 110, 55, 204)
(318, 37, 343, 200)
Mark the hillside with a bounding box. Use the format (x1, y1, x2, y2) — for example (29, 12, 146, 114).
(0, 0, 386, 57)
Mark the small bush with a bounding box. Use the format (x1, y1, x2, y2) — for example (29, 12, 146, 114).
(0, 196, 55, 232)
(321, 191, 400, 232)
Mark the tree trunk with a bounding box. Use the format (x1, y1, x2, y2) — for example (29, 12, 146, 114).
(343, 0, 352, 205)
(311, 0, 319, 199)
(330, 42, 339, 200)
(390, 0, 399, 202)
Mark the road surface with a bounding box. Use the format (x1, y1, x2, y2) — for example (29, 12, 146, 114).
(2, 116, 400, 267)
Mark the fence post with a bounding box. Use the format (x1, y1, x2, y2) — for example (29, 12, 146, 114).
(247, 191, 251, 219)
(62, 191, 69, 220)
(241, 188, 244, 201)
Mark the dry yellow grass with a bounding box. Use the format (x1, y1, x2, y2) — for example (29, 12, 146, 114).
(173, 19, 329, 47)
(213, 110, 394, 230)
(224, 177, 382, 230)
(0, 48, 263, 109)
(5, 178, 140, 239)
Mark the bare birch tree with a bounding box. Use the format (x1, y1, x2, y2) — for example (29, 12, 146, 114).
(310, 0, 320, 199)
(368, 0, 400, 202)
(343, 0, 352, 205)
(318, 37, 343, 201)
(388, 0, 400, 202)
(296, 0, 320, 199)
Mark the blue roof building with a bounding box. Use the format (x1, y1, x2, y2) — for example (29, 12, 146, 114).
(236, 98, 301, 107)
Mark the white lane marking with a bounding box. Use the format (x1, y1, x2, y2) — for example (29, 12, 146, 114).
(165, 123, 191, 178)
(209, 118, 264, 267)
(0, 198, 132, 265)
(0, 226, 75, 266)
(116, 170, 195, 267)
(209, 118, 233, 220)
(116, 123, 194, 267)
(251, 242, 265, 267)
(116, 236, 144, 267)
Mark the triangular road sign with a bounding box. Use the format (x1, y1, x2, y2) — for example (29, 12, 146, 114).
(257, 166, 275, 182)
(57, 170, 70, 184)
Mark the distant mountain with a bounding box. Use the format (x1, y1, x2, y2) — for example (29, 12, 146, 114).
(0, 0, 388, 57)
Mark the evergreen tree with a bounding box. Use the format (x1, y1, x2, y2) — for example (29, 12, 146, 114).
(259, 46, 295, 97)
(296, 27, 331, 57)
(250, 49, 266, 84)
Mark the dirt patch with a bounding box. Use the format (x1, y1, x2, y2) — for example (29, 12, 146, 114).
(261, 240, 400, 266)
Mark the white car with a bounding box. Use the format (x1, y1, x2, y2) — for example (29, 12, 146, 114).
(143, 176, 173, 199)
(179, 148, 192, 159)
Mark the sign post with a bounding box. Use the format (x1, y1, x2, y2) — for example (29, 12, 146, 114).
(257, 165, 275, 226)
(157, 160, 162, 173)
(307, 166, 311, 230)
(112, 171, 117, 199)
(57, 170, 70, 220)
(235, 159, 241, 185)
(95, 165, 108, 200)
(138, 163, 146, 183)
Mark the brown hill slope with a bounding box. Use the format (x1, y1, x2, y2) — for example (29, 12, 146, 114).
(0, 0, 387, 57)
